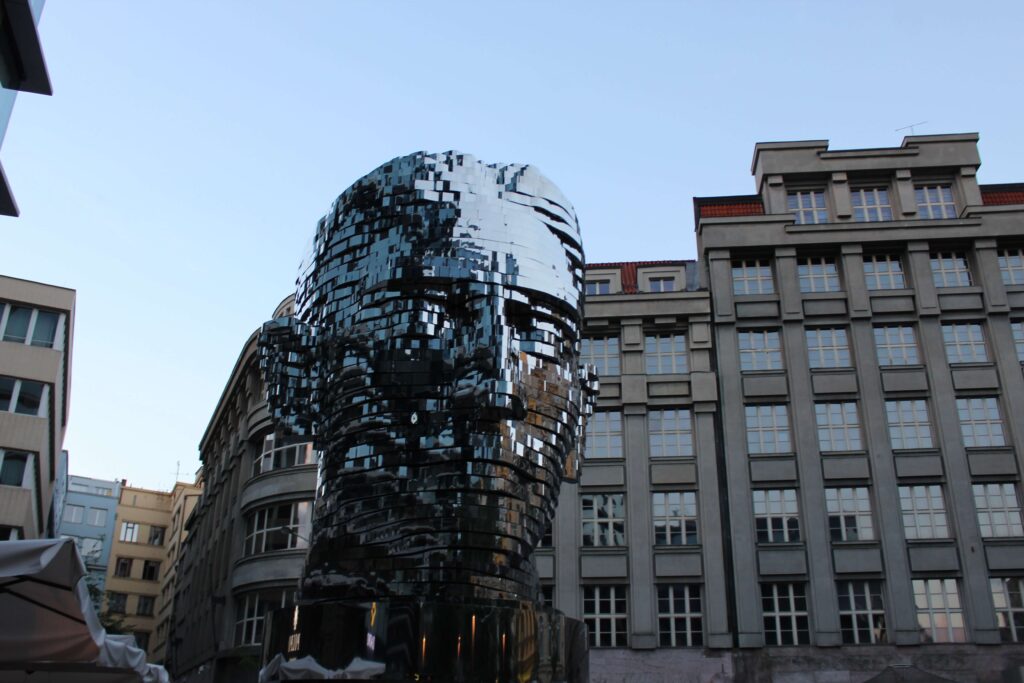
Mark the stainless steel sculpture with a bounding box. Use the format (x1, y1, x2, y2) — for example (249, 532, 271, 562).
(260, 151, 593, 681)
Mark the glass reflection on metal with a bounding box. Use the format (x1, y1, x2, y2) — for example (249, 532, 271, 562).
(260, 151, 595, 605)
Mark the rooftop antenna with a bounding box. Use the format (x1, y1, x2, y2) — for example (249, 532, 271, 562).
(896, 121, 928, 136)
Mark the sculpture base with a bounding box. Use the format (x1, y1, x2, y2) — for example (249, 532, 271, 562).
(261, 597, 588, 682)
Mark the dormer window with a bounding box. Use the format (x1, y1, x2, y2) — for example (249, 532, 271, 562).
(788, 190, 828, 225)
(585, 280, 610, 296)
(649, 277, 675, 293)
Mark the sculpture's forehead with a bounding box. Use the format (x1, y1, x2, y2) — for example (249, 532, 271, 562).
(322, 154, 582, 305)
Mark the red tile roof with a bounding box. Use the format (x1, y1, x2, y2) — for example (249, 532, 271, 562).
(699, 201, 765, 218)
(585, 260, 690, 294)
(982, 190, 1024, 206)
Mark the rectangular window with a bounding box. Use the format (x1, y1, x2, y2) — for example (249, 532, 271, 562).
(0, 304, 61, 348)
(753, 489, 800, 543)
(649, 277, 675, 293)
(114, 557, 133, 578)
(815, 402, 862, 452)
(1012, 322, 1024, 362)
(991, 577, 1024, 643)
(874, 325, 920, 366)
(581, 494, 626, 547)
(67, 536, 102, 563)
(825, 487, 874, 541)
(652, 491, 698, 546)
(657, 584, 703, 647)
(107, 592, 127, 615)
(645, 333, 688, 374)
(136, 595, 155, 617)
(738, 330, 783, 371)
(942, 323, 988, 364)
(234, 589, 295, 646)
(0, 377, 48, 417)
(837, 580, 886, 644)
(761, 583, 810, 645)
(243, 501, 312, 556)
(583, 585, 628, 648)
(252, 437, 315, 478)
(540, 584, 554, 608)
(863, 254, 906, 290)
(913, 578, 965, 642)
(745, 405, 791, 454)
(916, 185, 957, 219)
(805, 327, 851, 369)
(899, 485, 949, 539)
(581, 337, 620, 376)
(732, 259, 775, 295)
(999, 248, 1024, 286)
(585, 280, 610, 296)
(585, 411, 623, 459)
(973, 483, 1024, 537)
(788, 190, 828, 225)
(851, 187, 893, 222)
(120, 522, 140, 543)
(142, 560, 161, 581)
(885, 400, 934, 450)
(957, 397, 1006, 447)
(648, 409, 693, 458)
(0, 452, 28, 487)
(62, 504, 84, 524)
(86, 508, 107, 527)
(798, 256, 840, 293)
(930, 251, 972, 287)
(148, 526, 167, 546)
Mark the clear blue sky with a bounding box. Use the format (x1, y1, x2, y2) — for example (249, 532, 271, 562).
(3, 1, 1022, 490)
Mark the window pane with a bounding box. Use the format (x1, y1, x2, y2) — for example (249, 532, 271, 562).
(30, 311, 59, 347)
(14, 381, 44, 416)
(2, 307, 31, 343)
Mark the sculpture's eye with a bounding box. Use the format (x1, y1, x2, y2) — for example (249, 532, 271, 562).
(505, 299, 536, 333)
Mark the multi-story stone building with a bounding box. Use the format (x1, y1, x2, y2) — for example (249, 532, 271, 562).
(58, 474, 122, 600)
(170, 295, 315, 683)
(0, 274, 74, 541)
(106, 484, 178, 658)
(152, 480, 201, 664)
(172, 134, 1024, 682)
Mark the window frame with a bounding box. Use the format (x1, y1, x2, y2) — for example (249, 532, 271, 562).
(850, 187, 894, 222)
(732, 259, 775, 296)
(243, 500, 312, 557)
(998, 248, 1024, 286)
(738, 329, 783, 372)
(752, 488, 801, 544)
(915, 184, 957, 220)
(913, 578, 966, 643)
(581, 335, 621, 377)
(991, 577, 1024, 643)
(814, 402, 863, 453)
(0, 303, 64, 349)
(761, 582, 810, 645)
(956, 397, 1006, 448)
(797, 256, 841, 293)
(647, 408, 693, 459)
(585, 411, 623, 460)
(885, 400, 935, 451)
(645, 332, 689, 374)
(837, 579, 886, 644)
(930, 251, 972, 288)
(787, 189, 828, 225)
(899, 484, 950, 539)
(656, 583, 703, 647)
(805, 327, 852, 369)
(863, 254, 907, 290)
(582, 585, 628, 648)
(745, 404, 792, 455)
(825, 487, 874, 542)
(652, 491, 699, 546)
(973, 483, 1024, 538)
(874, 325, 920, 366)
(0, 376, 49, 417)
(581, 493, 626, 547)
(0, 450, 30, 487)
(942, 323, 989, 364)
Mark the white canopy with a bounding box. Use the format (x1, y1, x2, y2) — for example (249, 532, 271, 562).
(0, 539, 168, 683)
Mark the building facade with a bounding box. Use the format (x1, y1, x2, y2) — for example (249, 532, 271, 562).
(0, 274, 74, 541)
(173, 134, 1024, 682)
(105, 484, 179, 658)
(152, 480, 201, 664)
(0, 0, 52, 216)
(170, 295, 315, 683)
(58, 474, 122, 600)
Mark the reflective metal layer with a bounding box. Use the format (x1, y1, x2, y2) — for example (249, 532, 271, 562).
(261, 152, 594, 603)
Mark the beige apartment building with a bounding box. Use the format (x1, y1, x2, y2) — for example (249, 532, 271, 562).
(106, 484, 180, 657)
(0, 275, 74, 541)
(152, 480, 201, 664)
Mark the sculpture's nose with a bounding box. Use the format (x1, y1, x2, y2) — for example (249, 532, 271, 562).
(450, 292, 526, 421)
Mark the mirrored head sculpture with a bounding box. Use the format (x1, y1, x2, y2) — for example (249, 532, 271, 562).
(261, 151, 594, 605)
